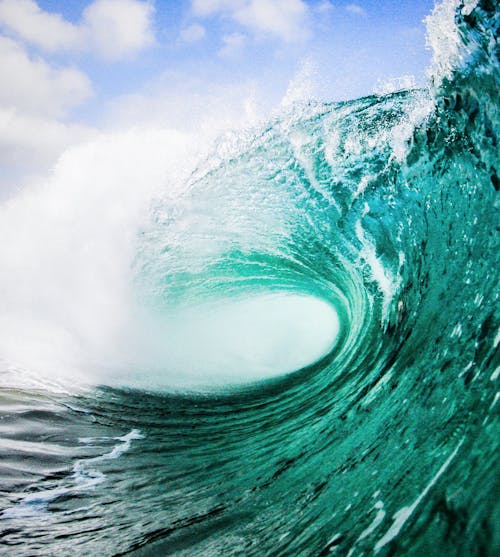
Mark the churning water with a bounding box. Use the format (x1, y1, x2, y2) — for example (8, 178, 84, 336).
(0, 0, 498, 555)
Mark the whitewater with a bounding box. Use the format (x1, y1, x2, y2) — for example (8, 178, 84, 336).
(0, 0, 498, 555)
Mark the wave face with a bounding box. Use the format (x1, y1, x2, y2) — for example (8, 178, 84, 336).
(0, 0, 498, 555)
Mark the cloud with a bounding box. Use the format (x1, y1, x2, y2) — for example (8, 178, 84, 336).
(219, 32, 246, 57)
(192, 0, 309, 42)
(345, 4, 367, 17)
(0, 107, 95, 179)
(83, 0, 155, 60)
(0, 0, 79, 51)
(180, 23, 206, 43)
(0, 36, 92, 118)
(0, 0, 155, 60)
(0, 35, 93, 193)
(316, 1, 335, 13)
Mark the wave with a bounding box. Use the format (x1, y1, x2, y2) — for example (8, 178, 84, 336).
(0, 0, 498, 555)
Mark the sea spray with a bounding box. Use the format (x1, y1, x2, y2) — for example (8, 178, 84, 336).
(0, 0, 498, 555)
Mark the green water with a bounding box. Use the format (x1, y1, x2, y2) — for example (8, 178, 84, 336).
(0, 0, 498, 555)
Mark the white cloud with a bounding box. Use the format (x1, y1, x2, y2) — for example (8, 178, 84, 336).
(0, 36, 92, 118)
(0, 0, 80, 51)
(192, 0, 309, 42)
(219, 32, 246, 57)
(0, 107, 95, 177)
(83, 0, 155, 60)
(345, 4, 367, 17)
(316, 1, 335, 13)
(0, 36, 93, 193)
(0, 0, 155, 60)
(191, 0, 233, 17)
(180, 23, 206, 43)
(0, 2, 153, 194)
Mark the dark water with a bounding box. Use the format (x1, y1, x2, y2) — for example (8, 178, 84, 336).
(1, 0, 499, 555)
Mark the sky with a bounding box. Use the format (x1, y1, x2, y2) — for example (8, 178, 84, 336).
(0, 0, 436, 194)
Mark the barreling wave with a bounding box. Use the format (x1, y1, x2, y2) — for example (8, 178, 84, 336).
(0, 0, 498, 555)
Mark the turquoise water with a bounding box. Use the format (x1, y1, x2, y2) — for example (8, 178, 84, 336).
(0, 0, 498, 555)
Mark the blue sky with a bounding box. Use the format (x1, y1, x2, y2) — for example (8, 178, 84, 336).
(0, 0, 435, 190)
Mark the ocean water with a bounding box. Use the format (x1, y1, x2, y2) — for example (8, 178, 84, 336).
(0, 0, 498, 555)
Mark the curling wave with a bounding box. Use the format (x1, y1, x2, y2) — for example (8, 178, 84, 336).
(0, 0, 498, 555)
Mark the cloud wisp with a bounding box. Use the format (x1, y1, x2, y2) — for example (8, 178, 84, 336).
(0, 0, 155, 61)
(191, 0, 310, 42)
(345, 4, 367, 17)
(0, 36, 92, 118)
(180, 23, 206, 43)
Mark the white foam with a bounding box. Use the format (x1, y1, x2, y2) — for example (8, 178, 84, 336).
(0, 129, 199, 387)
(115, 293, 341, 389)
(355, 213, 400, 320)
(425, 0, 478, 86)
(374, 439, 464, 552)
(357, 501, 386, 542)
(1, 429, 143, 519)
(373, 75, 417, 96)
(0, 69, 342, 391)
